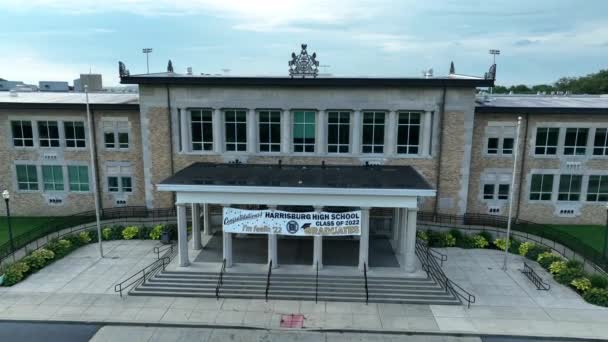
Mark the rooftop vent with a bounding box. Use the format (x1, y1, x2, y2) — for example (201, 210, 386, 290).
(423, 68, 433, 78)
(186, 67, 193, 75)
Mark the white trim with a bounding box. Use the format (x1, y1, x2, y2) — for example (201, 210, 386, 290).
(158, 183, 435, 197)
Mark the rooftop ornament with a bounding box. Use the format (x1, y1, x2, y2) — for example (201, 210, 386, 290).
(167, 60, 174, 73)
(288, 44, 319, 78)
(118, 61, 130, 77)
(485, 64, 497, 80)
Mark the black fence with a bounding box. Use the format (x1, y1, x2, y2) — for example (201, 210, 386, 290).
(0, 206, 176, 264)
(417, 211, 607, 273)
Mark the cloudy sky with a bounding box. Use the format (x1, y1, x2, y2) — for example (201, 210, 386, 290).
(1, 0, 607, 86)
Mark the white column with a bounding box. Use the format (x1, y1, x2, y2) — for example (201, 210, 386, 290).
(392, 208, 400, 252)
(352, 110, 361, 155)
(177, 204, 190, 267)
(404, 208, 418, 273)
(422, 111, 432, 156)
(247, 109, 257, 153)
(203, 203, 212, 236)
(268, 205, 278, 268)
(180, 108, 189, 153)
(213, 109, 223, 154)
(281, 109, 291, 154)
(358, 207, 370, 272)
(313, 206, 323, 269)
(385, 110, 397, 156)
(398, 208, 408, 255)
(191, 203, 202, 250)
(222, 204, 233, 267)
(316, 110, 326, 154)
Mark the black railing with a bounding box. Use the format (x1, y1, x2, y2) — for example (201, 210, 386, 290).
(416, 238, 476, 308)
(114, 256, 170, 297)
(265, 260, 272, 302)
(521, 262, 550, 290)
(153, 244, 175, 260)
(363, 262, 369, 305)
(418, 211, 607, 273)
(428, 248, 448, 266)
(215, 258, 226, 300)
(0, 206, 177, 264)
(315, 261, 319, 304)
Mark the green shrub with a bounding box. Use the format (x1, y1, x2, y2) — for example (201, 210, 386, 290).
(589, 274, 608, 289)
(102, 227, 113, 241)
(122, 226, 139, 240)
(79, 231, 92, 244)
(458, 235, 476, 249)
(66, 235, 83, 248)
(22, 248, 55, 271)
(555, 267, 585, 285)
(449, 229, 464, 242)
(518, 242, 535, 257)
(525, 245, 550, 261)
(478, 231, 493, 245)
(87, 229, 99, 243)
(111, 226, 124, 239)
(416, 230, 428, 242)
(150, 225, 164, 240)
(571, 277, 592, 293)
(565, 260, 583, 270)
(138, 226, 152, 239)
(47, 239, 72, 258)
(508, 239, 521, 254)
(442, 233, 456, 247)
(427, 230, 443, 247)
(493, 238, 510, 251)
(549, 261, 567, 275)
(471, 234, 489, 249)
(583, 288, 608, 307)
(538, 252, 563, 269)
(3, 262, 30, 286)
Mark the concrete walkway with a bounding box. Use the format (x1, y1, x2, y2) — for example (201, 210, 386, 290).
(0, 241, 607, 340)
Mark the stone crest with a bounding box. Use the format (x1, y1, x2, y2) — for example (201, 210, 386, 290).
(288, 44, 319, 78)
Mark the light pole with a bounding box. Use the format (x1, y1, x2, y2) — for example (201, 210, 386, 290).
(489, 49, 500, 65)
(142, 48, 153, 74)
(603, 204, 608, 261)
(2, 190, 15, 257)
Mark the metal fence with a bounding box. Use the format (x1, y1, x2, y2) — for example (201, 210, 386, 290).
(0, 206, 176, 264)
(417, 211, 607, 273)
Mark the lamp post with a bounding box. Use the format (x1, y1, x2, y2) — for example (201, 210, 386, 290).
(2, 190, 15, 256)
(142, 48, 153, 74)
(503, 117, 522, 271)
(603, 204, 608, 261)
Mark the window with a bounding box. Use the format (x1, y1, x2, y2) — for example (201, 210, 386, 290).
(587, 175, 608, 202)
(593, 128, 608, 156)
(498, 184, 510, 200)
(293, 111, 316, 153)
(103, 121, 130, 149)
(68, 165, 89, 191)
(502, 138, 514, 154)
(486, 125, 515, 156)
(564, 128, 588, 155)
(258, 111, 281, 152)
(38, 121, 60, 147)
(11, 121, 34, 147)
(529, 174, 553, 201)
(483, 184, 495, 199)
(362, 111, 385, 153)
(396, 112, 420, 155)
(487, 138, 499, 154)
(535, 127, 559, 155)
(327, 111, 350, 153)
(41, 165, 64, 191)
(224, 110, 247, 152)
(108, 176, 132, 193)
(64, 121, 86, 148)
(16, 165, 38, 190)
(190, 110, 213, 151)
(558, 174, 582, 201)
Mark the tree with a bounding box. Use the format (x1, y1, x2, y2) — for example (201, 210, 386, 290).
(493, 68, 608, 94)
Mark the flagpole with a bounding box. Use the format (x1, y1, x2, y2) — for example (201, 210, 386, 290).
(503, 116, 522, 271)
(85, 85, 104, 258)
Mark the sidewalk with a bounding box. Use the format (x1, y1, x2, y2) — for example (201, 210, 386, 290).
(0, 241, 607, 340)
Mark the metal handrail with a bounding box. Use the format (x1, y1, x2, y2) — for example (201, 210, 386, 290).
(215, 258, 226, 300)
(265, 260, 272, 302)
(428, 248, 448, 266)
(153, 244, 175, 260)
(416, 238, 476, 308)
(522, 262, 550, 290)
(315, 261, 319, 304)
(114, 256, 169, 297)
(363, 262, 369, 305)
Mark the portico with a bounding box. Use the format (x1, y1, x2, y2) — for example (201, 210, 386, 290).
(157, 162, 435, 274)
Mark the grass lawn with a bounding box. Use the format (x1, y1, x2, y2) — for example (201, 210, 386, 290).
(550, 225, 607, 254)
(0, 217, 56, 245)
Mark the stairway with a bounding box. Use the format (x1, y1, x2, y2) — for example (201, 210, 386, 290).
(130, 271, 461, 305)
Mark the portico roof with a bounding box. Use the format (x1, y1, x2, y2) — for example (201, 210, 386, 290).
(158, 163, 435, 208)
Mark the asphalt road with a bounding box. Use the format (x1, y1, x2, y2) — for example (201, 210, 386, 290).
(0, 322, 599, 342)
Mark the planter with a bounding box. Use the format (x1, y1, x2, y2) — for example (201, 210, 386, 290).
(161, 231, 171, 245)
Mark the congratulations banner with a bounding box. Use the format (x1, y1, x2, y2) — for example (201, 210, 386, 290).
(222, 208, 361, 236)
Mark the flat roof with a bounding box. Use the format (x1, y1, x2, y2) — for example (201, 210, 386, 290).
(475, 94, 608, 114)
(121, 72, 494, 88)
(0, 92, 139, 110)
(160, 163, 434, 191)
